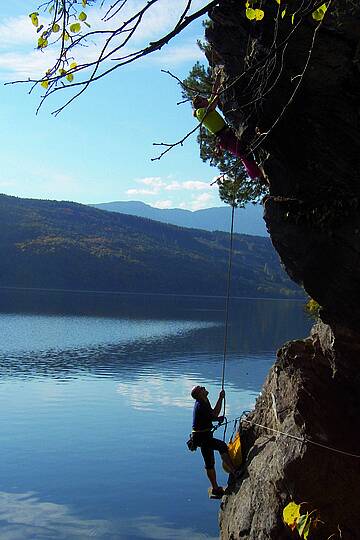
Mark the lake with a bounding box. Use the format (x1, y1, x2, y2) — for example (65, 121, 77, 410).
(0, 289, 311, 539)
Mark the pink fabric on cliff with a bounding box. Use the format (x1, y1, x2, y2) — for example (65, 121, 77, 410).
(217, 128, 262, 180)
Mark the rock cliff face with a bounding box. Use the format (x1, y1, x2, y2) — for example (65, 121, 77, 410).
(204, 1, 360, 538)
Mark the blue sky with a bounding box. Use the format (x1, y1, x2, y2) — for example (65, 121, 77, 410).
(0, 1, 225, 211)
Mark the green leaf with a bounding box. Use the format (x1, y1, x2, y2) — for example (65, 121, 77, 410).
(281, 8, 287, 18)
(82, 0, 87, 6)
(63, 31, 69, 41)
(303, 519, 312, 540)
(291, 13, 295, 24)
(79, 11, 87, 21)
(38, 36, 48, 48)
(246, 8, 256, 20)
(296, 513, 309, 537)
(70, 22, 81, 33)
(29, 12, 39, 27)
(52, 23, 60, 33)
(41, 80, 49, 89)
(312, 4, 328, 21)
(66, 73, 74, 82)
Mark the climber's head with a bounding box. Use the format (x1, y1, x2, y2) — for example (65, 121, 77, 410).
(192, 95, 208, 111)
(191, 385, 208, 400)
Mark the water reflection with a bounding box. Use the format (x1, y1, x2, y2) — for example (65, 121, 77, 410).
(128, 516, 218, 539)
(0, 291, 311, 539)
(0, 491, 217, 540)
(0, 491, 112, 539)
(0, 292, 311, 385)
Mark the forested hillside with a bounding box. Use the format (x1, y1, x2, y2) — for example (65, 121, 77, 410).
(0, 194, 302, 298)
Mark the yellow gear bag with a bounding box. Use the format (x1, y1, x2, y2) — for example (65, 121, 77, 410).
(223, 431, 242, 473)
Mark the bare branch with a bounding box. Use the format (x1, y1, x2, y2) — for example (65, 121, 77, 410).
(151, 123, 201, 161)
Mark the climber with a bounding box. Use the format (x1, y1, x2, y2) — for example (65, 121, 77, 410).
(192, 71, 266, 182)
(190, 385, 239, 498)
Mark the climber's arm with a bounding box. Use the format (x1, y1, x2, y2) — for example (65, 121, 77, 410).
(208, 70, 223, 110)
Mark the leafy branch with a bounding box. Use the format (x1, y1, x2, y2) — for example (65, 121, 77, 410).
(7, 0, 222, 115)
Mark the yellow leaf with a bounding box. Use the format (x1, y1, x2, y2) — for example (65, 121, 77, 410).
(291, 13, 295, 24)
(70, 62, 77, 69)
(254, 8, 264, 20)
(41, 80, 49, 89)
(52, 23, 60, 33)
(275, 0, 281, 3)
(283, 502, 301, 530)
(281, 8, 287, 18)
(66, 73, 74, 82)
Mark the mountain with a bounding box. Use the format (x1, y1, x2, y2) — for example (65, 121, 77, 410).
(0, 194, 302, 298)
(90, 200, 269, 237)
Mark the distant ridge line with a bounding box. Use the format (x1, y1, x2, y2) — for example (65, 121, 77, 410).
(90, 200, 269, 237)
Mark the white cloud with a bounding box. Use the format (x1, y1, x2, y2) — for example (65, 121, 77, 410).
(182, 180, 211, 191)
(195, 192, 213, 203)
(164, 181, 181, 191)
(0, 16, 35, 48)
(180, 192, 215, 211)
(126, 175, 218, 209)
(153, 199, 173, 209)
(126, 177, 168, 196)
(0, 50, 57, 80)
(164, 180, 212, 192)
(126, 188, 158, 196)
(137, 177, 165, 187)
(151, 42, 202, 65)
(0, 180, 15, 188)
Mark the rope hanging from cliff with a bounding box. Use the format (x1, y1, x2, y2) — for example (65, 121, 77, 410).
(220, 202, 236, 440)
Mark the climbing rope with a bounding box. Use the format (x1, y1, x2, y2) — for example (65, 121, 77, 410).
(221, 203, 236, 393)
(215, 413, 360, 460)
(220, 201, 236, 441)
(242, 418, 360, 460)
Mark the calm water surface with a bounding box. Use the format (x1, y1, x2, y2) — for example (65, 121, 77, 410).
(0, 290, 311, 539)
